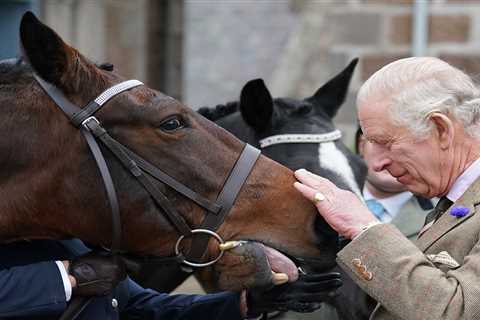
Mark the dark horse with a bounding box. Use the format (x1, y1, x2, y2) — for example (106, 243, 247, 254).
(201, 60, 369, 319)
(205, 59, 365, 197)
(0, 11, 338, 299)
(134, 60, 367, 299)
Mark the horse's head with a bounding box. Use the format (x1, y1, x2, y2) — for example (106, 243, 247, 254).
(0, 12, 338, 291)
(197, 64, 368, 290)
(200, 61, 366, 200)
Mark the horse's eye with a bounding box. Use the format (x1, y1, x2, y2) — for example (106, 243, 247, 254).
(159, 116, 184, 132)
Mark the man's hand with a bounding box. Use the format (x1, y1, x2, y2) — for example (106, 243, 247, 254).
(246, 272, 342, 317)
(294, 169, 378, 239)
(68, 252, 127, 296)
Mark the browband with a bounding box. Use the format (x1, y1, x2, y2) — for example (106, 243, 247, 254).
(259, 130, 342, 148)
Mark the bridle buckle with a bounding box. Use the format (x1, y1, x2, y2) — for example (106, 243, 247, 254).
(81, 116, 100, 130)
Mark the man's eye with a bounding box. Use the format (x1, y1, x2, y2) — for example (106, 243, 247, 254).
(159, 117, 184, 132)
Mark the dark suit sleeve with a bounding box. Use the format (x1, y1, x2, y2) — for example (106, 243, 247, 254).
(0, 261, 67, 317)
(121, 278, 243, 320)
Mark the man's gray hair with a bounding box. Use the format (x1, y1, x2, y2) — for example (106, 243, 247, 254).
(357, 57, 480, 139)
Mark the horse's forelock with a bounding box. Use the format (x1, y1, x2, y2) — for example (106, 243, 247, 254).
(274, 98, 314, 118)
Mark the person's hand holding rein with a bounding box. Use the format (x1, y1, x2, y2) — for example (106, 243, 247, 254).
(65, 252, 127, 296)
(294, 169, 379, 239)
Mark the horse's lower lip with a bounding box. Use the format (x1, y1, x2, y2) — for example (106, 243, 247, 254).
(261, 244, 299, 282)
(243, 239, 335, 279)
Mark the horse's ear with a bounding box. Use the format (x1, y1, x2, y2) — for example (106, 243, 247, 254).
(20, 11, 89, 93)
(308, 58, 358, 118)
(240, 79, 273, 131)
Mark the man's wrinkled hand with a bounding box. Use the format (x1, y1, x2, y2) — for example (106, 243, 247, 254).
(294, 169, 378, 239)
(246, 272, 342, 317)
(68, 252, 127, 297)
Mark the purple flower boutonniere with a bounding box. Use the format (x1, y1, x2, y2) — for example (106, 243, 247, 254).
(450, 206, 470, 218)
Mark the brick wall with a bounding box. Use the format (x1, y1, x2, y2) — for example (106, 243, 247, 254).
(272, 0, 480, 145)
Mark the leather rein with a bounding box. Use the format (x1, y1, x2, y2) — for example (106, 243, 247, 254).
(33, 74, 260, 318)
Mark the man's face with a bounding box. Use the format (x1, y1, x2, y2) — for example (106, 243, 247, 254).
(359, 134, 408, 193)
(358, 100, 447, 198)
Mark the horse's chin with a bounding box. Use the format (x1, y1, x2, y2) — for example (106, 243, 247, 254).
(212, 241, 302, 291)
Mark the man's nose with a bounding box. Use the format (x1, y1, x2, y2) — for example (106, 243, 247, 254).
(372, 156, 391, 172)
(369, 144, 391, 172)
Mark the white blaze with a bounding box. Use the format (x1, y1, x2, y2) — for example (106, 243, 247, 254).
(318, 142, 362, 199)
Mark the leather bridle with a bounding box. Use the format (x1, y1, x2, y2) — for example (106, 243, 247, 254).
(33, 74, 261, 268)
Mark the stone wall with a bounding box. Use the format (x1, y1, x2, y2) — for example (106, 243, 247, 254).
(183, 0, 300, 109)
(40, 0, 183, 99)
(184, 0, 480, 146)
(38, 0, 480, 146)
(293, 0, 480, 143)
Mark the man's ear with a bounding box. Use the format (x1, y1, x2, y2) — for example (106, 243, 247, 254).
(429, 113, 454, 150)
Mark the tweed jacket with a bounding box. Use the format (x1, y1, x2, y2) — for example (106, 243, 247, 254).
(337, 177, 480, 320)
(307, 195, 433, 320)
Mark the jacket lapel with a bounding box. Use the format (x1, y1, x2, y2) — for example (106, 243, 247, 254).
(416, 177, 480, 252)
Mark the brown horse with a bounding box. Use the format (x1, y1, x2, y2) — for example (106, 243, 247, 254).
(0, 12, 337, 292)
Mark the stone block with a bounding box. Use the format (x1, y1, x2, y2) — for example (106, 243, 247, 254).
(361, 54, 408, 81)
(326, 12, 382, 46)
(289, 0, 344, 13)
(390, 15, 412, 45)
(391, 14, 471, 44)
(363, 0, 413, 4)
(430, 15, 471, 43)
(439, 54, 480, 77)
(447, 0, 480, 3)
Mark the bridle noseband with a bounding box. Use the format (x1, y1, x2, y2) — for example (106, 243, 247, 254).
(33, 74, 260, 268)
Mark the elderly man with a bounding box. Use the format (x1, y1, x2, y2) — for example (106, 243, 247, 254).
(295, 56, 480, 319)
(356, 126, 434, 239)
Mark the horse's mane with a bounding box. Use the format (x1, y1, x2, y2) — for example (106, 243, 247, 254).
(197, 101, 239, 121)
(0, 58, 113, 84)
(0, 58, 31, 84)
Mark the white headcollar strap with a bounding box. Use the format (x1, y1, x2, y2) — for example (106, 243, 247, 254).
(259, 130, 342, 148)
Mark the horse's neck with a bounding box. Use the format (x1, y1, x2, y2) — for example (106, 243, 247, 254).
(0, 144, 87, 243)
(0, 170, 60, 242)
